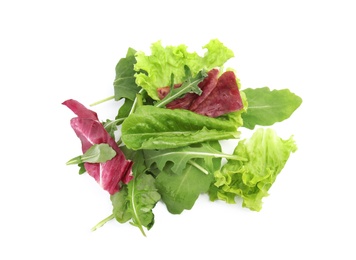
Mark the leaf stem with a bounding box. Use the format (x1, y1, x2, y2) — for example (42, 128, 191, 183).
(154, 78, 203, 108)
(90, 95, 115, 106)
(188, 160, 209, 175)
(103, 117, 126, 130)
(66, 155, 82, 165)
(128, 89, 144, 115)
(91, 214, 115, 231)
(130, 177, 147, 237)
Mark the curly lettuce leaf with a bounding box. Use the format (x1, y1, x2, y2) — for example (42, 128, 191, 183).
(210, 128, 297, 211)
(121, 106, 241, 150)
(241, 87, 302, 129)
(134, 39, 234, 100)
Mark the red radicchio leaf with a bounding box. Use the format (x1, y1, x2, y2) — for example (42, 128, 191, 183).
(157, 69, 219, 110)
(62, 99, 133, 195)
(188, 68, 219, 111)
(191, 70, 243, 117)
(157, 69, 243, 117)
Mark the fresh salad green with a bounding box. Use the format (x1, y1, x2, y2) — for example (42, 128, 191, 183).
(63, 39, 302, 236)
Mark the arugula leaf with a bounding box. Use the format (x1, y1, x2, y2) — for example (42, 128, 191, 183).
(155, 66, 206, 108)
(144, 142, 246, 175)
(121, 106, 241, 150)
(111, 186, 131, 223)
(111, 173, 160, 236)
(66, 143, 116, 165)
(241, 87, 302, 129)
(155, 162, 213, 214)
(210, 128, 297, 211)
(154, 141, 222, 214)
(110, 150, 161, 236)
(134, 39, 234, 100)
(113, 47, 141, 101)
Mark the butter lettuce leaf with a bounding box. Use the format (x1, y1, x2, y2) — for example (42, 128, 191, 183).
(134, 39, 234, 100)
(121, 106, 241, 150)
(241, 87, 302, 129)
(210, 128, 297, 211)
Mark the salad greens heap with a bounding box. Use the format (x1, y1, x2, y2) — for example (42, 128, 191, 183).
(63, 39, 302, 236)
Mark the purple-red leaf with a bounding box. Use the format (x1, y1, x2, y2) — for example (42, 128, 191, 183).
(63, 99, 132, 194)
(188, 68, 219, 111)
(157, 69, 243, 117)
(192, 71, 243, 117)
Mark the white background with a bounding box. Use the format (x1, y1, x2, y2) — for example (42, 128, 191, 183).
(1, 0, 355, 259)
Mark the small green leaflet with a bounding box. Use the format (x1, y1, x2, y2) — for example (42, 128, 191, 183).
(66, 143, 116, 165)
(154, 66, 206, 108)
(242, 87, 302, 129)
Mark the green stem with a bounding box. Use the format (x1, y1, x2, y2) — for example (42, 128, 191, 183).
(103, 118, 126, 130)
(66, 155, 82, 165)
(188, 160, 209, 175)
(128, 89, 144, 115)
(130, 177, 147, 237)
(91, 214, 115, 231)
(90, 95, 115, 106)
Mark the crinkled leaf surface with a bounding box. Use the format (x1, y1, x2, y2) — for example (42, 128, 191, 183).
(241, 87, 302, 129)
(134, 39, 234, 100)
(210, 128, 297, 211)
(121, 106, 241, 150)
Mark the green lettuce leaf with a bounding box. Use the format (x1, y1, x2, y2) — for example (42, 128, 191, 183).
(210, 128, 297, 211)
(110, 150, 161, 236)
(121, 106, 241, 150)
(144, 142, 246, 176)
(134, 39, 234, 100)
(154, 142, 222, 214)
(155, 162, 213, 214)
(241, 87, 302, 129)
(113, 47, 141, 101)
